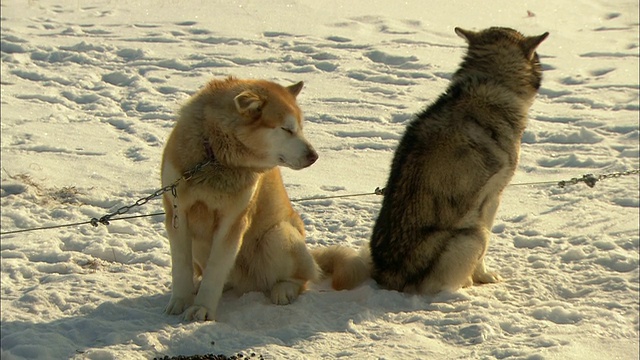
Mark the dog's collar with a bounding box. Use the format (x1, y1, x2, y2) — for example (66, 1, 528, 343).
(203, 138, 216, 162)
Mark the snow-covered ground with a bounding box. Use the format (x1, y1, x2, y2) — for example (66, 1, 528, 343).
(1, 0, 638, 359)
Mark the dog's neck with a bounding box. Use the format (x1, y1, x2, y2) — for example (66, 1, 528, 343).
(188, 137, 265, 191)
(201, 137, 269, 174)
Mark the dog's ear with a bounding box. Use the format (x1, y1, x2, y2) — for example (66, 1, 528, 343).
(522, 32, 549, 60)
(286, 81, 304, 97)
(234, 90, 264, 120)
(454, 27, 476, 43)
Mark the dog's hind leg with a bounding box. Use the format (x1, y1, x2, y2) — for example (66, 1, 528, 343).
(473, 257, 502, 284)
(271, 279, 307, 305)
(417, 228, 489, 294)
(263, 222, 319, 305)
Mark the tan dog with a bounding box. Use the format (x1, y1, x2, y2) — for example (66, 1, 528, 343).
(161, 77, 368, 321)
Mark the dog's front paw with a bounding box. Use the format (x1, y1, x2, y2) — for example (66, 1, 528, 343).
(270, 281, 301, 305)
(183, 305, 215, 322)
(165, 295, 194, 315)
(473, 271, 502, 284)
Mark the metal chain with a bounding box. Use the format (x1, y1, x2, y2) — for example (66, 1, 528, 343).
(596, 169, 640, 181)
(558, 169, 639, 188)
(182, 159, 213, 181)
(89, 159, 212, 227)
(48, 166, 640, 227)
(372, 170, 639, 192)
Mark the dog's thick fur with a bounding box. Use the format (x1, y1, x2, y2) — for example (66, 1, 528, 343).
(369, 27, 549, 294)
(162, 77, 368, 321)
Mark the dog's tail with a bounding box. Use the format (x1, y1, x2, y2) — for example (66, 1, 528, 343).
(311, 245, 371, 290)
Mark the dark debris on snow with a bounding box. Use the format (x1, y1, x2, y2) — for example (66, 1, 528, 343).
(153, 352, 265, 360)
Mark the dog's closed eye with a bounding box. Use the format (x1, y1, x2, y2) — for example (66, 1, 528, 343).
(281, 127, 293, 134)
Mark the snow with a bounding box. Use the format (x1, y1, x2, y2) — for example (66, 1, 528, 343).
(1, 0, 638, 359)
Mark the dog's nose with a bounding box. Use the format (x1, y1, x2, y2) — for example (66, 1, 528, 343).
(307, 150, 318, 165)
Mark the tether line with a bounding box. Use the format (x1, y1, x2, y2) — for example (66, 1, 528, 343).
(1, 170, 637, 236)
(1, 220, 95, 235)
(0, 212, 166, 236)
(509, 180, 560, 187)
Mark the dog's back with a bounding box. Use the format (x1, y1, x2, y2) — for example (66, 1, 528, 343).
(370, 27, 548, 293)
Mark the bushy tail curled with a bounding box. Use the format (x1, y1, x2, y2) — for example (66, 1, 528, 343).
(310, 245, 371, 290)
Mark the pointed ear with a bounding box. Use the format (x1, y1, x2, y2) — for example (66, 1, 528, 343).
(454, 27, 476, 43)
(287, 81, 304, 97)
(523, 32, 549, 60)
(234, 90, 264, 120)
